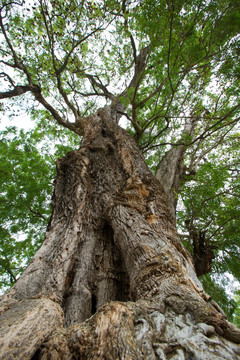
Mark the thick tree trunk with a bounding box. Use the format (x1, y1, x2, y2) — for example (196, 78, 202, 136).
(0, 107, 240, 359)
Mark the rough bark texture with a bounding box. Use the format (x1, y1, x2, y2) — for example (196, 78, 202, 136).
(0, 107, 239, 359)
(156, 119, 197, 219)
(156, 146, 185, 219)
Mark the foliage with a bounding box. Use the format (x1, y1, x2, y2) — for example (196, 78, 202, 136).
(0, 0, 239, 319)
(201, 274, 237, 323)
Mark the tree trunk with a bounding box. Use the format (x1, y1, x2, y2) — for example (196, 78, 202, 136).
(156, 145, 185, 219)
(0, 107, 239, 359)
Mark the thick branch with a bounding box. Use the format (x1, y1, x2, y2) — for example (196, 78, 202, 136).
(0, 59, 17, 69)
(156, 118, 198, 218)
(0, 85, 33, 99)
(127, 45, 150, 91)
(115, 45, 150, 134)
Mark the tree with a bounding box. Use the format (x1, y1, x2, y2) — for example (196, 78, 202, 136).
(0, 0, 240, 358)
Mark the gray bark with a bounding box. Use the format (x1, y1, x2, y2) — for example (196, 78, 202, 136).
(0, 107, 239, 359)
(156, 145, 185, 218)
(156, 118, 197, 219)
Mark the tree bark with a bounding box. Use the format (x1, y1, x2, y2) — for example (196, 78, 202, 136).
(156, 145, 185, 219)
(0, 107, 239, 359)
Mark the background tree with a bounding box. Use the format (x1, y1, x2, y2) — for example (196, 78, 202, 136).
(0, 0, 240, 358)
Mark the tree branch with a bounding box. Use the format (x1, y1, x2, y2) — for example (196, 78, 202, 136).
(115, 45, 150, 135)
(85, 74, 114, 100)
(0, 256, 17, 284)
(200, 184, 240, 206)
(143, 109, 240, 153)
(167, 2, 174, 93)
(130, 34, 137, 64)
(209, 216, 238, 241)
(39, 0, 82, 123)
(0, 84, 37, 99)
(29, 207, 47, 221)
(0, 72, 15, 86)
(33, 88, 81, 134)
(0, 59, 17, 69)
(135, 77, 168, 109)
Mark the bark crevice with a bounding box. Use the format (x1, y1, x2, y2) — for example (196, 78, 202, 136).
(91, 222, 131, 314)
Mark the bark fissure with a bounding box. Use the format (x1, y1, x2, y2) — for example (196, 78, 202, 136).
(92, 222, 131, 309)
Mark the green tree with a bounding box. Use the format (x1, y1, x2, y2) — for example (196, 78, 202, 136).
(0, 0, 240, 358)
